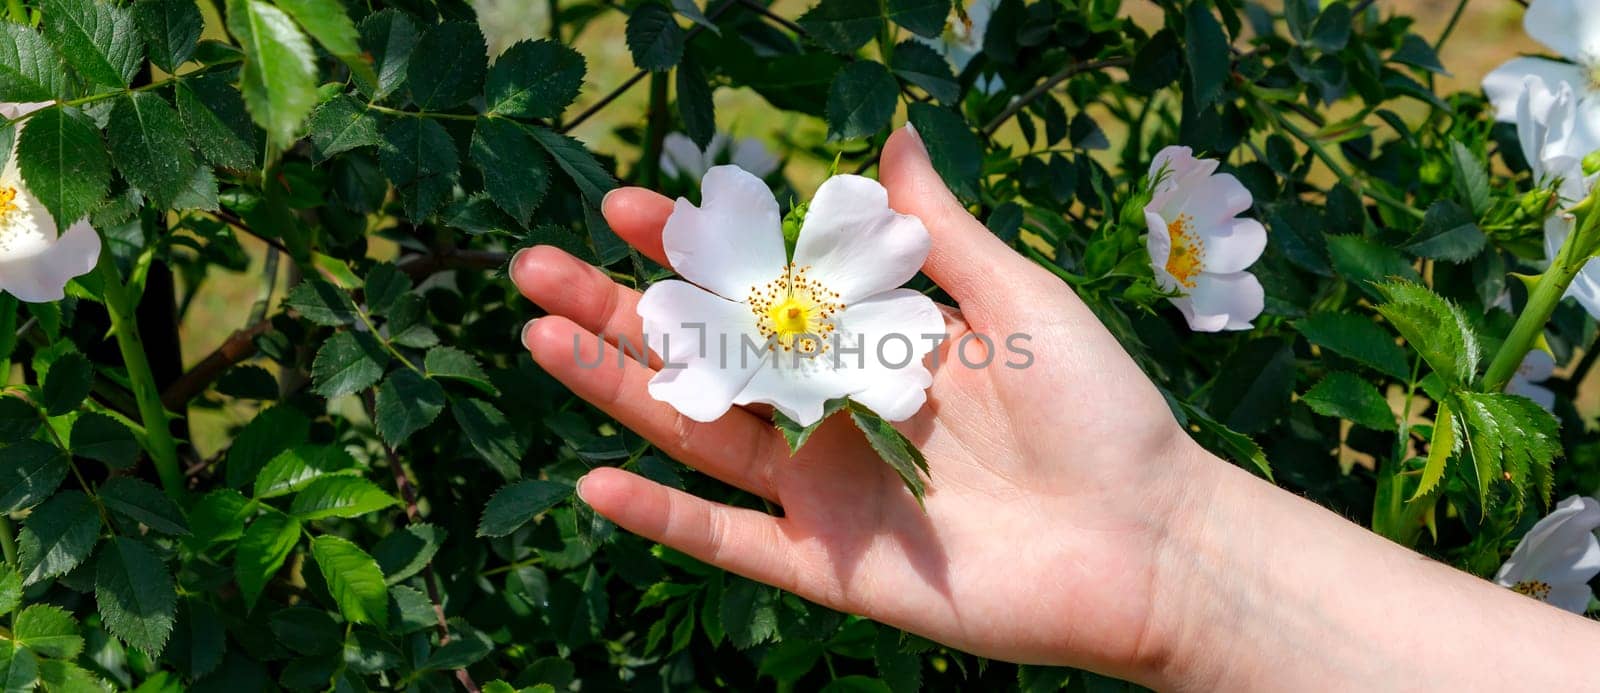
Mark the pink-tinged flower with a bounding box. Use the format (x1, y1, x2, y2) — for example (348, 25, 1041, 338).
(1, 101, 101, 303)
(1144, 146, 1266, 332)
(1483, 0, 1600, 126)
(1495, 495, 1600, 614)
(660, 132, 780, 182)
(636, 166, 941, 426)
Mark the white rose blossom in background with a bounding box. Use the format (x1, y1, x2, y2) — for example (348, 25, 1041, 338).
(1494, 495, 1600, 614)
(1143, 146, 1266, 332)
(660, 132, 781, 182)
(636, 165, 943, 426)
(0, 101, 101, 303)
(1516, 76, 1600, 318)
(1482, 0, 1600, 125)
(1507, 349, 1558, 411)
(918, 0, 1002, 94)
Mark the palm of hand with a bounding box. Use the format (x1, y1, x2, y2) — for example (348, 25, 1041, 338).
(513, 128, 1199, 679)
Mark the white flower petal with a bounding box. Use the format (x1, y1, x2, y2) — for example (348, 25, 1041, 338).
(0, 217, 101, 303)
(834, 289, 944, 421)
(1144, 209, 1173, 274)
(638, 279, 766, 423)
(1495, 495, 1600, 586)
(792, 174, 931, 305)
(1524, 0, 1600, 64)
(1196, 217, 1266, 274)
(661, 165, 787, 300)
(1172, 271, 1263, 333)
(0, 101, 52, 121)
(660, 132, 707, 180)
(1148, 145, 1218, 192)
(733, 357, 856, 427)
(1545, 583, 1595, 614)
(1484, 57, 1586, 122)
(730, 138, 780, 179)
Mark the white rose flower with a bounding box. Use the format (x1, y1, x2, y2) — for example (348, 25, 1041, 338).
(1506, 350, 1558, 411)
(1143, 146, 1266, 332)
(1516, 77, 1600, 318)
(660, 132, 780, 182)
(918, 0, 1003, 94)
(1483, 0, 1600, 126)
(1495, 495, 1600, 614)
(0, 101, 101, 303)
(636, 166, 943, 426)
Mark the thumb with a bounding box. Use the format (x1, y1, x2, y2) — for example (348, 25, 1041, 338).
(880, 124, 1032, 316)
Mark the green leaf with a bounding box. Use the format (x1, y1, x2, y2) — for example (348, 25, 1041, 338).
(16, 105, 110, 230)
(1391, 33, 1447, 75)
(1295, 312, 1410, 380)
(310, 331, 390, 399)
(107, 91, 198, 208)
(14, 604, 82, 659)
(308, 94, 381, 160)
(283, 277, 357, 326)
(39, 350, 91, 416)
(355, 9, 418, 101)
(1183, 2, 1230, 109)
(424, 346, 498, 395)
(528, 126, 617, 203)
(374, 369, 446, 446)
(827, 61, 898, 140)
(1372, 280, 1481, 388)
(289, 476, 399, 520)
(234, 509, 300, 609)
(253, 444, 358, 499)
(226, 405, 311, 488)
(719, 576, 777, 649)
(1325, 234, 1423, 296)
(184, 488, 252, 549)
(94, 537, 177, 655)
(1410, 400, 1456, 501)
(100, 477, 189, 535)
(420, 636, 492, 672)
(70, 412, 138, 469)
(1407, 200, 1485, 263)
(38, 0, 141, 87)
(676, 54, 715, 150)
(407, 21, 486, 110)
(821, 677, 893, 693)
(906, 103, 980, 201)
(0, 570, 18, 616)
(849, 405, 929, 507)
(1308, 2, 1351, 52)
(1449, 141, 1490, 216)
(890, 40, 958, 104)
(0, 643, 37, 693)
(372, 523, 444, 584)
(35, 660, 103, 692)
(798, 0, 881, 54)
(886, 0, 950, 38)
(0, 397, 36, 446)
(471, 118, 549, 225)
(453, 398, 524, 480)
(626, 3, 684, 71)
(774, 399, 847, 453)
(477, 480, 572, 537)
(273, 0, 374, 86)
(310, 535, 389, 629)
(486, 38, 586, 119)
(874, 627, 921, 693)
(0, 441, 67, 512)
(175, 73, 256, 170)
(379, 117, 460, 220)
(1454, 391, 1562, 510)
(133, 0, 202, 73)
(226, 0, 317, 148)
(1300, 371, 1396, 432)
(17, 490, 96, 585)
(269, 607, 341, 656)
(0, 23, 67, 101)
(1209, 339, 1296, 435)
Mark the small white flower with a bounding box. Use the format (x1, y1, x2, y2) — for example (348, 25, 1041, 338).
(660, 132, 780, 182)
(918, 0, 1003, 94)
(1483, 0, 1600, 127)
(1516, 77, 1600, 318)
(1506, 350, 1558, 411)
(1495, 495, 1600, 614)
(637, 166, 942, 426)
(0, 101, 101, 303)
(1143, 146, 1266, 332)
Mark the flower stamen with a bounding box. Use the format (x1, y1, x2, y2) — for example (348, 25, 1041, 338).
(748, 265, 843, 355)
(1512, 579, 1553, 601)
(1165, 213, 1204, 289)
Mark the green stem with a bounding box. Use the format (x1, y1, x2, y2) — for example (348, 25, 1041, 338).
(363, 103, 481, 122)
(1483, 203, 1600, 391)
(97, 254, 184, 499)
(639, 71, 670, 189)
(0, 517, 15, 567)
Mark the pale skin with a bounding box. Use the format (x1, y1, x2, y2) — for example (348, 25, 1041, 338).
(511, 126, 1600, 690)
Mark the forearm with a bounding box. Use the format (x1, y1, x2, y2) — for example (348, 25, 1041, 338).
(1146, 448, 1600, 691)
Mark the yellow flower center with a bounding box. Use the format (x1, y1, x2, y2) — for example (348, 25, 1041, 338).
(0, 186, 19, 216)
(1165, 213, 1204, 289)
(1512, 580, 1552, 601)
(748, 265, 842, 355)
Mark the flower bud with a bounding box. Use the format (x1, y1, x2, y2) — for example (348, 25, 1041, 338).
(1585, 150, 1600, 178)
(782, 201, 808, 260)
(1521, 188, 1557, 218)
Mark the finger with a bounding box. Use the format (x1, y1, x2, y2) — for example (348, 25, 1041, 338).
(602, 188, 674, 267)
(879, 125, 1036, 317)
(511, 245, 652, 364)
(578, 467, 809, 596)
(523, 316, 782, 501)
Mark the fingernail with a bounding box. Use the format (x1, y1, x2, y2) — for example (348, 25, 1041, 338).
(520, 319, 540, 350)
(903, 121, 924, 149)
(601, 187, 620, 211)
(509, 247, 531, 273)
(575, 473, 591, 504)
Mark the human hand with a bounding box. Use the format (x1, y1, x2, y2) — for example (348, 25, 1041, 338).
(511, 126, 1220, 686)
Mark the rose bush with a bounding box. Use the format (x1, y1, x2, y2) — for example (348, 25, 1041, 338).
(0, 0, 1595, 690)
